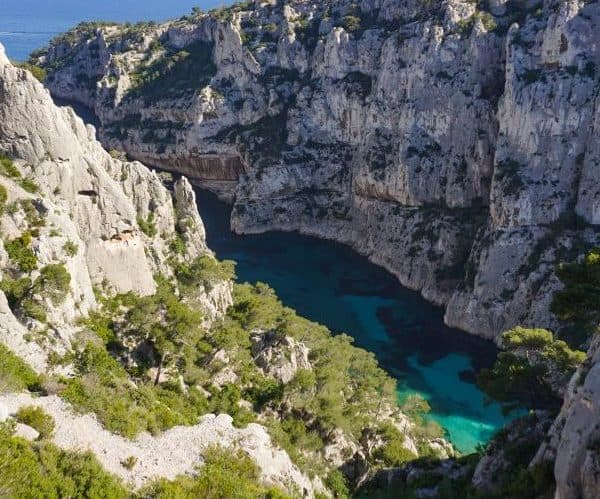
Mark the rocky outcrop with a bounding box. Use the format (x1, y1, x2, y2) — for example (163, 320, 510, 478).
(251, 329, 311, 383)
(0, 393, 320, 494)
(0, 41, 232, 372)
(532, 335, 600, 499)
(35, 0, 600, 343)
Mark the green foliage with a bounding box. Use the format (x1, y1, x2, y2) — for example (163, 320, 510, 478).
(0, 183, 7, 213)
(120, 455, 137, 470)
(143, 446, 289, 498)
(457, 10, 497, 35)
(19, 199, 45, 228)
(325, 469, 350, 499)
(552, 248, 600, 339)
(4, 231, 37, 272)
(0, 155, 39, 193)
(0, 271, 53, 323)
(170, 234, 187, 255)
(61, 342, 209, 438)
(137, 213, 157, 237)
(224, 283, 408, 466)
(175, 256, 236, 292)
(503, 327, 553, 350)
(478, 327, 584, 409)
(33, 264, 71, 305)
(14, 62, 47, 82)
(374, 423, 417, 467)
(63, 280, 212, 437)
(0, 264, 67, 325)
(208, 383, 256, 428)
(128, 40, 216, 102)
(0, 422, 127, 498)
(62, 240, 78, 257)
(0, 155, 21, 178)
(15, 406, 55, 439)
(122, 279, 204, 382)
(342, 15, 362, 32)
(503, 327, 585, 373)
(0, 343, 42, 393)
(0, 276, 31, 309)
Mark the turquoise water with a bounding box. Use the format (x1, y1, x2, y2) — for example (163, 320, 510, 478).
(1, 0, 231, 61)
(195, 190, 523, 453)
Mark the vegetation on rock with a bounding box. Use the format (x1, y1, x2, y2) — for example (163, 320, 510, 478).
(0, 422, 128, 499)
(0, 343, 42, 393)
(15, 406, 55, 439)
(477, 326, 585, 408)
(142, 446, 290, 499)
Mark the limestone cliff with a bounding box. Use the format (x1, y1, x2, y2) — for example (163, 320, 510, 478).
(0, 44, 452, 496)
(532, 334, 600, 499)
(0, 42, 232, 372)
(34, 0, 600, 344)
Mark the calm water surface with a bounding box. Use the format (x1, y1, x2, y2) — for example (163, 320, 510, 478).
(1, 0, 230, 61)
(195, 190, 522, 453)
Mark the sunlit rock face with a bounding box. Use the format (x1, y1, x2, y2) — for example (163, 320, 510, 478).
(0, 43, 230, 370)
(36, 0, 600, 343)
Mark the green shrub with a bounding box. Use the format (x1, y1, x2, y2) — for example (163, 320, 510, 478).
(0, 276, 32, 309)
(120, 456, 137, 470)
(0, 423, 127, 498)
(175, 256, 236, 291)
(61, 342, 209, 438)
(0, 343, 42, 393)
(62, 240, 78, 257)
(0, 184, 7, 213)
(342, 15, 362, 32)
(0, 156, 39, 193)
(0, 155, 21, 178)
(374, 423, 417, 466)
(142, 446, 288, 498)
(19, 199, 45, 228)
(209, 383, 256, 428)
(169, 234, 186, 255)
(128, 40, 217, 102)
(14, 62, 47, 82)
(477, 326, 584, 409)
(19, 178, 39, 194)
(22, 298, 47, 323)
(325, 470, 350, 499)
(33, 264, 71, 305)
(15, 406, 55, 439)
(552, 249, 600, 339)
(137, 213, 157, 237)
(5, 232, 37, 272)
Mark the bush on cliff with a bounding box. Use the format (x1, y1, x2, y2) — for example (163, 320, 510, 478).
(142, 446, 289, 498)
(0, 343, 42, 393)
(478, 326, 585, 409)
(552, 248, 600, 342)
(0, 422, 127, 498)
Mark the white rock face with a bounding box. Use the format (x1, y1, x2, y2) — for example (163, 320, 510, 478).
(532, 335, 600, 499)
(251, 330, 311, 383)
(0, 43, 231, 369)
(0, 393, 320, 495)
(37, 0, 600, 344)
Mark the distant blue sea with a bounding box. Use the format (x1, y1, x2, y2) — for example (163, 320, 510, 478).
(0, 0, 230, 61)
